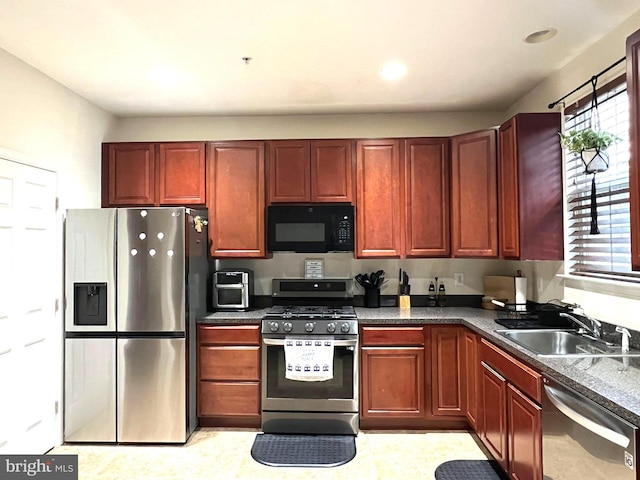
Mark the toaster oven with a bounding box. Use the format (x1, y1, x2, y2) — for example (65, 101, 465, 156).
(213, 269, 254, 310)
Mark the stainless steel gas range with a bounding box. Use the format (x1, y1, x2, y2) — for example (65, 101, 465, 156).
(261, 279, 359, 435)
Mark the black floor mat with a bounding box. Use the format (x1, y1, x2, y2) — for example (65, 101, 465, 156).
(435, 460, 505, 480)
(250, 433, 356, 468)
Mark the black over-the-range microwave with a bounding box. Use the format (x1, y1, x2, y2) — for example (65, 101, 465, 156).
(267, 203, 354, 253)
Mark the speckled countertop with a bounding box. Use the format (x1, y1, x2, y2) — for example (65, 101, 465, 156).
(198, 306, 640, 427)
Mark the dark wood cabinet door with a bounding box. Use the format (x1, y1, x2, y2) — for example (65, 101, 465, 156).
(431, 326, 464, 416)
(480, 361, 508, 471)
(627, 29, 640, 270)
(404, 138, 450, 257)
(198, 382, 260, 417)
(498, 119, 520, 259)
(268, 140, 311, 203)
(158, 142, 206, 205)
(361, 347, 425, 418)
(207, 142, 266, 257)
(463, 329, 479, 430)
(356, 139, 402, 257)
(499, 113, 563, 260)
(451, 130, 498, 257)
(104, 143, 155, 206)
(311, 140, 355, 203)
(507, 384, 542, 480)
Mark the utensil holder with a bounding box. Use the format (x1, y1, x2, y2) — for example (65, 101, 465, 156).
(399, 295, 411, 309)
(364, 288, 380, 308)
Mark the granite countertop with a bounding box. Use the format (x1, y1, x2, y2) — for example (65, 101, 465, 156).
(198, 306, 640, 427)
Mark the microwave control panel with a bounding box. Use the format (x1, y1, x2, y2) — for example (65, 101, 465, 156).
(337, 217, 352, 244)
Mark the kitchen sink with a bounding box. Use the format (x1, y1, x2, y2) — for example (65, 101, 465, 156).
(496, 329, 640, 357)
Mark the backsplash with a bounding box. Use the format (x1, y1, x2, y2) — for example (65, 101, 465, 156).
(214, 254, 564, 302)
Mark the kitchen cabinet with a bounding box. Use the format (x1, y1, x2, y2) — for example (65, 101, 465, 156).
(102, 142, 206, 207)
(498, 113, 563, 260)
(268, 139, 355, 203)
(356, 139, 403, 257)
(404, 138, 451, 257)
(462, 329, 479, 430)
(430, 326, 465, 417)
(627, 28, 640, 270)
(207, 141, 267, 258)
(197, 324, 261, 427)
(450, 130, 498, 257)
(360, 326, 426, 424)
(479, 338, 542, 480)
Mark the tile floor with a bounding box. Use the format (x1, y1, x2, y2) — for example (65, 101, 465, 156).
(49, 428, 489, 480)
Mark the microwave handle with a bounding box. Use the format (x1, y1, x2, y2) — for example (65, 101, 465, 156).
(262, 337, 358, 348)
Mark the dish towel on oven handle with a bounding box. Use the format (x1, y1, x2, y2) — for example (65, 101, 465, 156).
(284, 337, 334, 382)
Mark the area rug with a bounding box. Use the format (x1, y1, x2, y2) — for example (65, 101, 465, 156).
(250, 433, 356, 467)
(434, 460, 505, 480)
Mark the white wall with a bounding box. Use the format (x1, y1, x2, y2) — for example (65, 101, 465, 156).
(506, 10, 640, 329)
(107, 111, 505, 142)
(0, 47, 115, 447)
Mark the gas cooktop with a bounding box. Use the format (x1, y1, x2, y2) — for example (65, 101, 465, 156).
(263, 305, 356, 320)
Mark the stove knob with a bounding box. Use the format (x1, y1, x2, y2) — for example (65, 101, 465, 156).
(305, 322, 315, 333)
(340, 322, 351, 333)
(283, 322, 293, 332)
(269, 321, 279, 332)
(327, 322, 337, 333)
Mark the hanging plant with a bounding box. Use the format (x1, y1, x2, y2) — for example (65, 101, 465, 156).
(558, 129, 620, 154)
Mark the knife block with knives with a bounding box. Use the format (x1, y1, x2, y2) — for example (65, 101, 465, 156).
(399, 268, 410, 309)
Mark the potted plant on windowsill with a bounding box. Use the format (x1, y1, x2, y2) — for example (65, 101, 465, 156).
(559, 129, 621, 173)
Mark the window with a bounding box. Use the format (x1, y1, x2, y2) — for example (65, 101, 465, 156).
(564, 77, 638, 280)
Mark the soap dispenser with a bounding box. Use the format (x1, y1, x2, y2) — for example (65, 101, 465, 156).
(427, 281, 437, 307)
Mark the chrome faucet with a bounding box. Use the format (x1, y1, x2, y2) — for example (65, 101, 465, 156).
(559, 312, 602, 339)
(615, 326, 631, 353)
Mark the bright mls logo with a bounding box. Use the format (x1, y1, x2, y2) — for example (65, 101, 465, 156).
(0, 455, 78, 479)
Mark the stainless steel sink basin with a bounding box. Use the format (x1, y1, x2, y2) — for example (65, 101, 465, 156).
(496, 329, 640, 357)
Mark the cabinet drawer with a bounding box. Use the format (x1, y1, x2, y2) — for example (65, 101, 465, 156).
(480, 339, 541, 403)
(361, 326, 425, 346)
(199, 346, 260, 381)
(198, 381, 260, 417)
(198, 324, 260, 345)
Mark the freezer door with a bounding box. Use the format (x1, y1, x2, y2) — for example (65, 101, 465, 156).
(64, 338, 116, 442)
(117, 208, 186, 332)
(65, 209, 116, 333)
(117, 338, 188, 443)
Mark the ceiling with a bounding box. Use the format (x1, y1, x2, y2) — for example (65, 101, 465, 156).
(0, 0, 639, 117)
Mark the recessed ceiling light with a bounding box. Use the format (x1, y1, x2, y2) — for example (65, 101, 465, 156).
(524, 28, 557, 44)
(380, 62, 407, 81)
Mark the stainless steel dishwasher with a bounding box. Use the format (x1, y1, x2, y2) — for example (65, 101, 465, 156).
(542, 375, 637, 480)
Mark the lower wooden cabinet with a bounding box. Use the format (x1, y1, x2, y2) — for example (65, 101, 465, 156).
(431, 325, 465, 416)
(479, 338, 542, 480)
(463, 329, 479, 430)
(360, 326, 426, 420)
(197, 324, 261, 427)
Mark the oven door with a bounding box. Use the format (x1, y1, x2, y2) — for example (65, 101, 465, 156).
(213, 284, 248, 309)
(261, 336, 358, 413)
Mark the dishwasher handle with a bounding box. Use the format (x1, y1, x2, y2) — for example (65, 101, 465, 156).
(544, 382, 630, 448)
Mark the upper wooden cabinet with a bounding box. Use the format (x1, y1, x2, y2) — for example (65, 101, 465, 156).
(268, 139, 355, 203)
(404, 138, 451, 257)
(356, 139, 402, 258)
(102, 142, 206, 207)
(450, 130, 498, 257)
(207, 141, 267, 258)
(627, 29, 640, 270)
(498, 113, 563, 260)
(103, 143, 156, 206)
(158, 143, 206, 205)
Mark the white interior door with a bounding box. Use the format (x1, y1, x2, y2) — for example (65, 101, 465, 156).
(0, 158, 58, 454)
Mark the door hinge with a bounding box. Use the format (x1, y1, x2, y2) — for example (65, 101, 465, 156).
(55, 197, 59, 212)
(55, 401, 59, 414)
(55, 299, 60, 312)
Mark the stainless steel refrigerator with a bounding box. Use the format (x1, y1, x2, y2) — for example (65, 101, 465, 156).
(63, 207, 208, 443)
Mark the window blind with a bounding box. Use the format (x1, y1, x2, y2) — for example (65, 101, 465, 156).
(564, 79, 638, 279)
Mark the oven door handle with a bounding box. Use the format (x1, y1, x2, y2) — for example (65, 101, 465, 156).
(262, 337, 358, 347)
